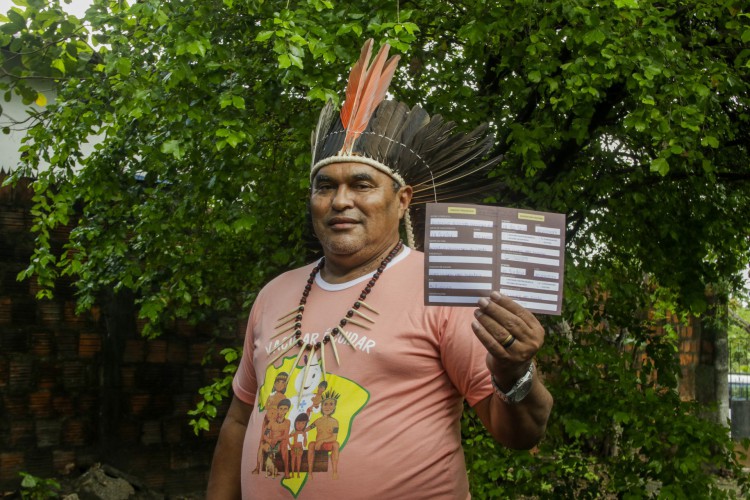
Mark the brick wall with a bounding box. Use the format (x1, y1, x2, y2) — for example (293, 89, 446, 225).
(654, 307, 722, 408)
(0, 175, 242, 495)
(653, 311, 702, 401)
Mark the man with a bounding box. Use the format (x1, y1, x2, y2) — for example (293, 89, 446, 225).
(207, 39, 553, 499)
(305, 390, 341, 480)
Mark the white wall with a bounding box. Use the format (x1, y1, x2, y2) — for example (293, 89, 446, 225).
(1, 0, 95, 173)
(0, 77, 57, 172)
(1, 75, 101, 174)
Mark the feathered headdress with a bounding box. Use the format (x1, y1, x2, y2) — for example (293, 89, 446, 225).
(311, 39, 504, 249)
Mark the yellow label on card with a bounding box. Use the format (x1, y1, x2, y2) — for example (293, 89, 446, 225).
(518, 212, 545, 222)
(448, 207, 477, 215)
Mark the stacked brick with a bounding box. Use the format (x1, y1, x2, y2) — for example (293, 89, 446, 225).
(673, 312, 702, 401)
(0, 173, 242, 495)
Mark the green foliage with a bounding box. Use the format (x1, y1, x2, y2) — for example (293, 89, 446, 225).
(18, 472, 61, 500)
(463, 274, 750, 498)
(188, 346, 241, 435)
(729, 300, 750, 374)
(2, 0, 748, 333)
(730, 302, 750, 341)
(3, 0, 750, 496)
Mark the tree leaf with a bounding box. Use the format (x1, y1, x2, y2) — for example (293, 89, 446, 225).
(650, 157, 669, 175)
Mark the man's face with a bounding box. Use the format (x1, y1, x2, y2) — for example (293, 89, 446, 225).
(321, 398, 336, 416)
(310, 162, 411, 259)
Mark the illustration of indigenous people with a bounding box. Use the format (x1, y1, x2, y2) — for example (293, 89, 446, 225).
(254, 398, 291, 478)
(307, 390, 341, 480)
(306, 380, 328, 416)
(264, 371, 289, 422)
(289, 413, 309, 478)
(251, 371, 289, 476)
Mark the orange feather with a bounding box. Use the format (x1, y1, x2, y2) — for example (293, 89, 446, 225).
(340, 41, 400, 154)
(340, 39, 373, 129)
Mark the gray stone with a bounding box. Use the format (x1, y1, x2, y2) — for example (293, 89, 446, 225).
(74, 464, 135, 500)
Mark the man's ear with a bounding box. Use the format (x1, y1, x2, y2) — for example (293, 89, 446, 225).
(398, 185, 413, 219)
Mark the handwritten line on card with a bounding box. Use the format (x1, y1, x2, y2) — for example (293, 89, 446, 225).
(502, 232, 561, 247)
(473, 231, 493, 240)
(501, 243, 560, 257)
(501, 253, 560, 266)
(534, 270, 559, 279)
(500, 276, 560, 292)
(429, 282, 493, 290)
(430, 230, 458, 238)
(514, 300, 558, 311)
(429, 256, 493, 264)
(500, 265, 527, 276)
(502, 222, 527, 231)
(535, 226, 560, 235)
(427, 296, 482, 304)
(429, 269, 493, 277)
(429, 243, 493, 252)
(430, 217, 494, 227)
(501, 289, 558, 302)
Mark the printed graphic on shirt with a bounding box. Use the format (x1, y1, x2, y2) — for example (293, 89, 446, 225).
(255, 351, 369, 497)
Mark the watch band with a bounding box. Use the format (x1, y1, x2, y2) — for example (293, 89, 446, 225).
(491, 362, 535, 404)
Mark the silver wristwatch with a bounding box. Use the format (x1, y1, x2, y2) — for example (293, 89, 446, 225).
(491, 362, 535, 404)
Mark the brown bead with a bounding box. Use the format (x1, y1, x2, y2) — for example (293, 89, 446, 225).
(286, 241, 400, 357)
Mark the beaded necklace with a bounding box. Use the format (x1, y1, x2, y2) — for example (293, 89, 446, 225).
(267, 240, 404, 382)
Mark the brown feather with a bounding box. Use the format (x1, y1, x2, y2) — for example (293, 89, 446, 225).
(311, 100, 335, 165)
(359, 100, 408, 162)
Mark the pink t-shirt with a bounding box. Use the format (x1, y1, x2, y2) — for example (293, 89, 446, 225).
(233, 248, 493, 499)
